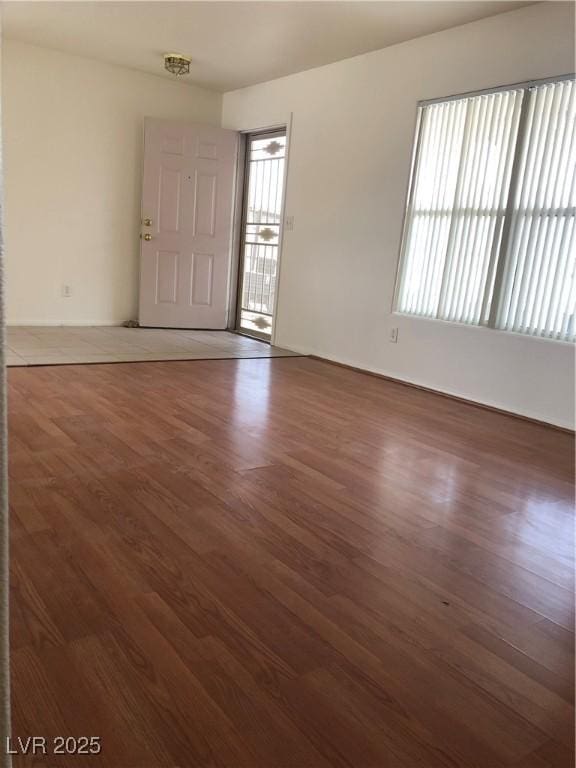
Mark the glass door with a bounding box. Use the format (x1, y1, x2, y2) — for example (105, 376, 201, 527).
(236, 130, 287, 340)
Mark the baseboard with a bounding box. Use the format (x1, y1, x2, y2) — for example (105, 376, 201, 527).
(7, 321, 122, 327)
(278, 344, 573, 434)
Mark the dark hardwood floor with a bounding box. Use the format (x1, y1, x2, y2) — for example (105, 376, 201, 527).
(7, 357, 575, 767)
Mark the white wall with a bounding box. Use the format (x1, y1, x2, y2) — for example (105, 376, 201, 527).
(2, 40, 221, 326)
(223, 2, 576, 429)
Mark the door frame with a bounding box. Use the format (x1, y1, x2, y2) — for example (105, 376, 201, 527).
(229, 115, 292, 345)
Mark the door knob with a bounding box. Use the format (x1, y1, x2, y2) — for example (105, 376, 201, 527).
(141, 233, 153, 241)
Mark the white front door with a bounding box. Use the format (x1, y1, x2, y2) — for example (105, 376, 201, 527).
(139, 119, 238, 328)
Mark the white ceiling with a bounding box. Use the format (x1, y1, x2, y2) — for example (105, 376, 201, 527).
(3, 1, 534, 93)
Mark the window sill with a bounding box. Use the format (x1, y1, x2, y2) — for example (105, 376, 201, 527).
(391, 311, 575, 347)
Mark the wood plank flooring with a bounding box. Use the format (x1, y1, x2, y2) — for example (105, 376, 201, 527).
(7, 357, 575, 767)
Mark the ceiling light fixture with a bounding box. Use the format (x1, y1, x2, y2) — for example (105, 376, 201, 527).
(164, 53, 191, 76)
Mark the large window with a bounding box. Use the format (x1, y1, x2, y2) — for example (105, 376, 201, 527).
(395, 76, 575, 342)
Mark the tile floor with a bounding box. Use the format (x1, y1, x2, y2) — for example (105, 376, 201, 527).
(5, 326, 302, 367)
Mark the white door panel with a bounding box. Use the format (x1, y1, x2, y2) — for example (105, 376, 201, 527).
(139, 119, 238, 328)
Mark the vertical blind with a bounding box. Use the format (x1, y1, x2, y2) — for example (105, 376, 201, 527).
(396, 76, 576, 342)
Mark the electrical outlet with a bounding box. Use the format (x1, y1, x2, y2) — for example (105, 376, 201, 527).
(389, 327, 398, 343)
(285, 215, 294, 231)
(62, 284, 72, 298)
